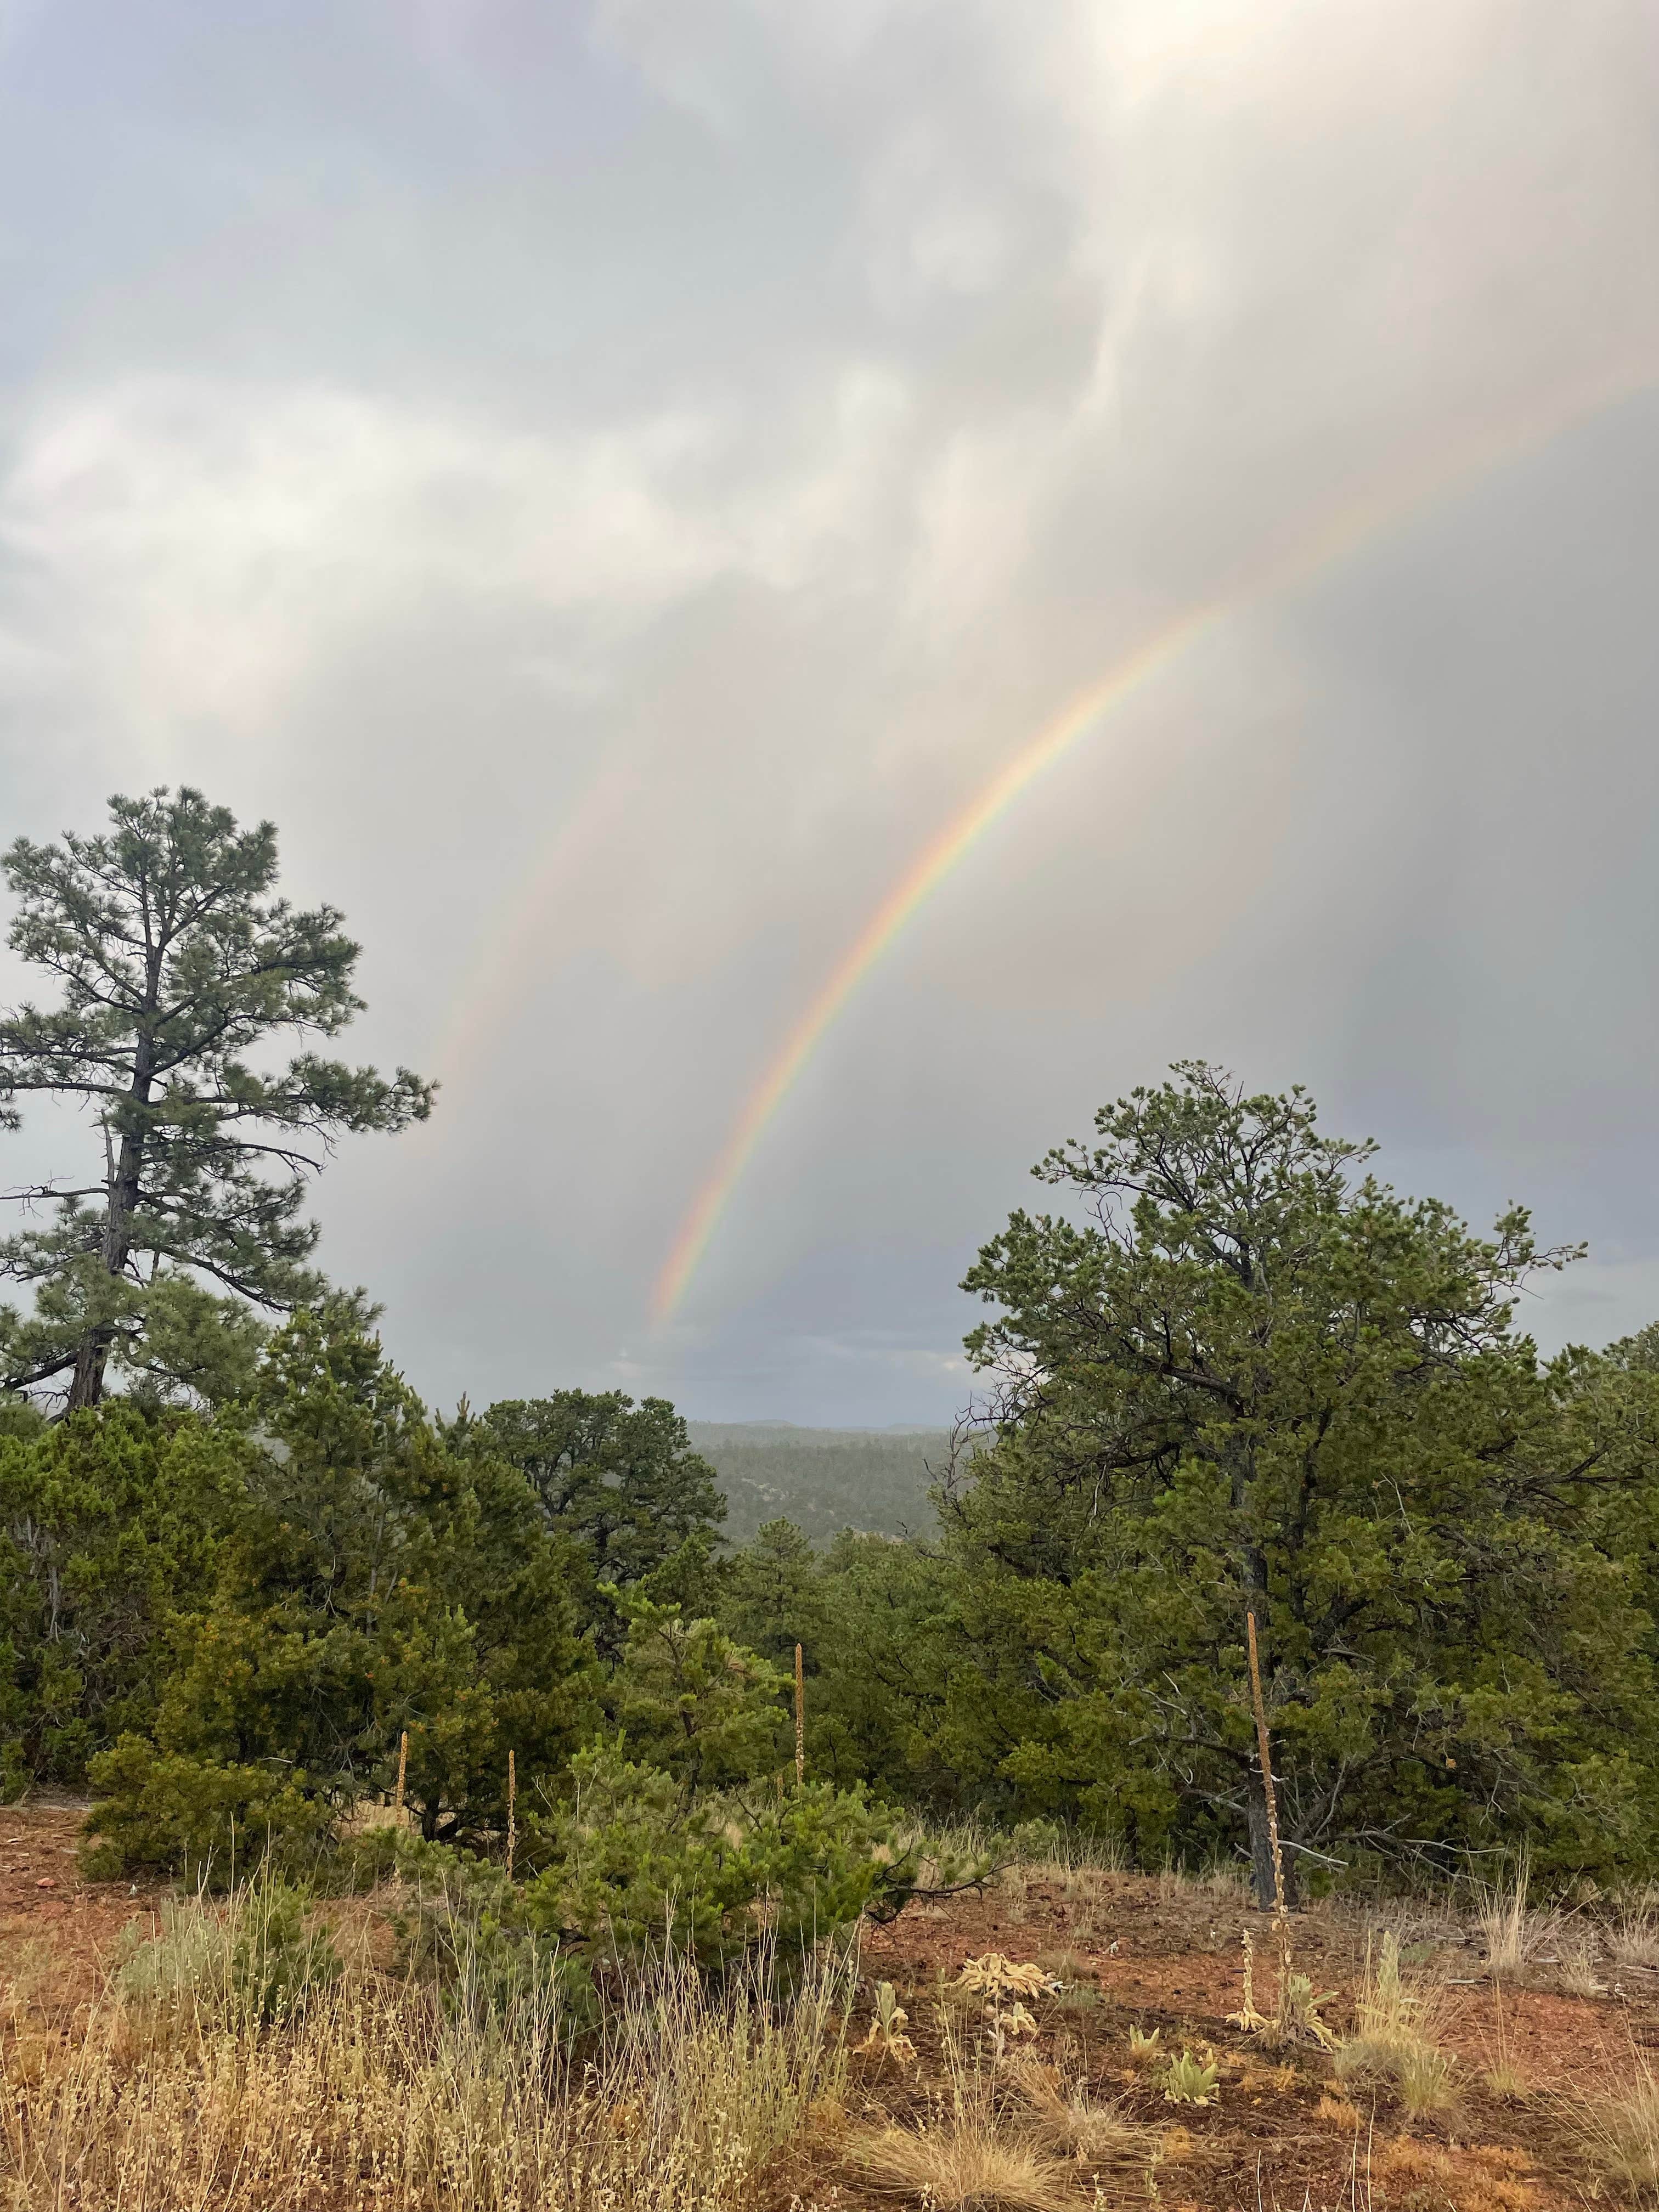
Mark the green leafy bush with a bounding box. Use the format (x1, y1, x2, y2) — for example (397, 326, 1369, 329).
(82, 1737, 331, 1886)
(522, 1744, 896, 1969)
(607, 1596, 788, 1793)
(1009, 1818, 1066, 1864)
(76, 1309, 599, 1868)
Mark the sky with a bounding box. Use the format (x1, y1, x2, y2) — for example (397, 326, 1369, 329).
(1, 0, 1657, 1424)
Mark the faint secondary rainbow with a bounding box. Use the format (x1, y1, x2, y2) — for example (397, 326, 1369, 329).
(650, 367, 1656, 1325)
(423, 763, 641, 1103)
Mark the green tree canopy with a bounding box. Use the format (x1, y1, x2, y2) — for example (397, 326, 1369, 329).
(464, 1390, 725, 1643)
(948, 1062, 1657, 1901)
(0, 1401, 246, 1794)
(0, 787, 432, 1409)
(84, 1306, 598, 1867)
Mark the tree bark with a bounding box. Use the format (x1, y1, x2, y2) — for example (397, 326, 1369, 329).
(65, 1333, 109, 1413)
(65, 1017, 154, 1413)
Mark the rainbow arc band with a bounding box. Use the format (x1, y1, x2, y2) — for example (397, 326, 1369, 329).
(649, 366, 1656, 1327)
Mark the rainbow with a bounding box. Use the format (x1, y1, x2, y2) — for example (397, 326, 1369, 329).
(650, 366, 1655, 1324)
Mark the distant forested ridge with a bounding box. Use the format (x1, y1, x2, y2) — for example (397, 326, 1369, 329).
(686, 1423, 948, 1544)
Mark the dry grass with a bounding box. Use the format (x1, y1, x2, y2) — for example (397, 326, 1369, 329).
(845, 1994, 1160, 2212)
(0, 1889, 851, 2211)
(1607, 1893, 1659, 1973)
(1479, 1996, 1529, 2103)
(843, 2114, 1079, 2210)
(1393, 2037, 1458, 2117)
(1550, 1931, 1606, 1996)
(1472, 1849, 1602, 1989)
(1334, 1930, 1459, 2116)
(1034, 1949, 1092, 1985)
(1475, 1856, 1611, 1994)
(1477, 1853, 1539, 1980)
(1155, 1858, 1250, 1908)
(1013, 2059, 1160, 2176)
(844, 2065, 1157, 2210)
(1314, 2092, 1363, 2130)
(1564, 2058, 1659, 2203)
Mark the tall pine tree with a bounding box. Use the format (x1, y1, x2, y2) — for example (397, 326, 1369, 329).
(0, 787, 432, 1408)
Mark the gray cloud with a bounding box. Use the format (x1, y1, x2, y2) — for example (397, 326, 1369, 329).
(1, 0, 1657, 1421)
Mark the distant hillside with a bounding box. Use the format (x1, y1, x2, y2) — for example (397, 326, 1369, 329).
(687, 1423, 950, 1547)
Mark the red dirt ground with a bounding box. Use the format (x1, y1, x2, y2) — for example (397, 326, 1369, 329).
(4, 1801, 1655, 2210)
(854, 1868, 1658, 2210)
(0, 1798, 171, 1996)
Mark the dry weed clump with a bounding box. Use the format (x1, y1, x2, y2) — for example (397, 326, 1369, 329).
(1476, 1853, 1540, 1980)
(1474, 1854, 1612, 1994)
(1549, 1930, 1607, 1996)
(1014, 2064, 1159, 2176)
(0, 1887, 851, 2212)
(1155, 1858, 1249, 1910)
(843, 2112, 1079, 2211)
(1334, 1931, 1458, 2117)
(1374, 2138, 1541, 2212)
(950, 1954, 1064, 2058)
(1228, 1923, 1337, 2050)
(1563, 2058, 1659, 2203)
(1313, 2091, 1364, 2130)
(1473, 1849, 1604, 1989)
(845, 2049, 1159, 2211)
(1477, 1994, 1529, 2103)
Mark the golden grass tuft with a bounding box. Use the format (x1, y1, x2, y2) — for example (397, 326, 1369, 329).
(1564, 2059, 1659, 2202)
(846, 2028, 1161, 2209)
(1475, 1850, 1537, 1979)
(843, 2116, 1077, 2211)
(1607, 1890, 1659, 1972)
(1393, 2036, 1458, 2117)
(1474, 1849, 1596, 1987)
(1482, 2058, 1529, 2101)
(845, 2088, 1092, 2212)
(1013, 2058, 1161, 2176)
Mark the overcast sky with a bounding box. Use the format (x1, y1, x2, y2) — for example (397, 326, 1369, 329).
(2, 1, 1657, 1424)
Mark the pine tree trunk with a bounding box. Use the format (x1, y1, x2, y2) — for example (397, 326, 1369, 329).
(66, 1065, 150, 1412)
(65, 1335, 110, 1413)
